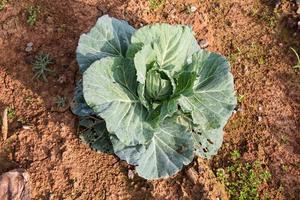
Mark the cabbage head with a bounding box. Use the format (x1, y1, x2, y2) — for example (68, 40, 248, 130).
(72, 15, 236, 180)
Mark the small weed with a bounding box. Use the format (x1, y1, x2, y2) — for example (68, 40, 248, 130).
(290, 47, 300, 69)
(148, 0, 165, 10)
(216, 156, 271, 199)
(7, 107, 16, 120)
(229, 47, 242, 63)
(281, 164, 288, 172)
(0, 0, 8, 11)
(230, 150, 241, 160)
(237, 94, 245, 104)
(55, 96, 67, 108)
(248, 43, 266, 65)
(32, 54, 53, 81)
(280, 135, 288, 145)
(250, 4, 277, 28)
(27, 6, 39, 26)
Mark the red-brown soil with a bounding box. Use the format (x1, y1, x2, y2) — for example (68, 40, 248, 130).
(0, 0, 299, 199)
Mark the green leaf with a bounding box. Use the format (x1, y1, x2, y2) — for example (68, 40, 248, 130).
(179, 50, 236, 130)
(110, 135, 145, 165)
(79, 117, 113, 153)
(131, 24, 199, 75)
(192, 128, 223, 158)
(134, 44, 156, 84)
(71, 80, 95, 116)
(174, 71, 197, 96)
(83, 57, 152, 145)
(136, 116, 194, 180)
(159, 98, 178, 120)
(77, 15, 135, 73)
(126, 43, 143, 59)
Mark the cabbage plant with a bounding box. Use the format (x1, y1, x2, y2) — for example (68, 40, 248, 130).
(72, 15, 236, 180)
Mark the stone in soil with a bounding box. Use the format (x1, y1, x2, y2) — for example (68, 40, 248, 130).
(199, 39, 209, 48)
(0, 169, 31, 200)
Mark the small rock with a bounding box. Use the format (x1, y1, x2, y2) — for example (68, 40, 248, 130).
(186, 168, 198, 184)
(199, 39, 209, 48)
(0, 169, 31, 200)
(128, 170, 134, 180)
(258, 106, 263, 111)
(140, 23, 144, 27)
(27, 42, 33, 47)
(190, 5, 197, 13)
(297, 7, 300, 15)
(22, 125, 32, 130)
(275, 0, 281, 9)
(257, 116, 262, 122)
(25, 46, 32, 52)
(57, 75, 67, 84)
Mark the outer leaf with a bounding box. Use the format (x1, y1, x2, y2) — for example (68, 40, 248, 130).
(136, 117, 194, 180)
(76, 15, 135, 73)
(192, 128, 223, 158)
(179, 50, 236, 130)
(79, 117, 113, 153)
(110, 135, 145, 165)
(83, 57, 152, 145)
(71, 80, 95, 116)
(131, 24, 200, 75)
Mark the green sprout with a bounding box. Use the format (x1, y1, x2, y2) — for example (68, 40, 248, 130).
(32, 54, 53, 81)
(27, 6, 39, 26)
(7, 107, 16, 120)
(290, 47, 300, 69)
(0, 0, 8, 11)
(55, 96, 67, 108)
(216, 161, 272, 200)
(148, 0, 165, 10)
(230, 150, 241, 160)
(237, 94, 245, 104)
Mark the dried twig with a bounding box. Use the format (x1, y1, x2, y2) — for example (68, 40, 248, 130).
(1, 108, 8, 140)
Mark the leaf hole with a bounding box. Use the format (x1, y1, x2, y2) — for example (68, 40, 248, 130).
(207, 139, 214, 144)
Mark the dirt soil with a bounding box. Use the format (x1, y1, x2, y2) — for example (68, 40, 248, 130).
(0, 0, 299, 199)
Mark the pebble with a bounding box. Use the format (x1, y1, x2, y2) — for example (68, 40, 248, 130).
(186, 168, 198, 184)
(27, 42, 33, 47)
(199, 39, 209, 48)
(25, 46, 32, 52)
(275, 0, 281, 9)
(190, 5, 197, 13)
(258, 116, 262, 122)
(258, 106, 263, 112)
(297, 7, 300, 15)
(25, 42, 33, 52)
(128, 170, 134, 180)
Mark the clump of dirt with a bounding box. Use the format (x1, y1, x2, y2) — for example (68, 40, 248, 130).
(0, 0, 299, 199)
